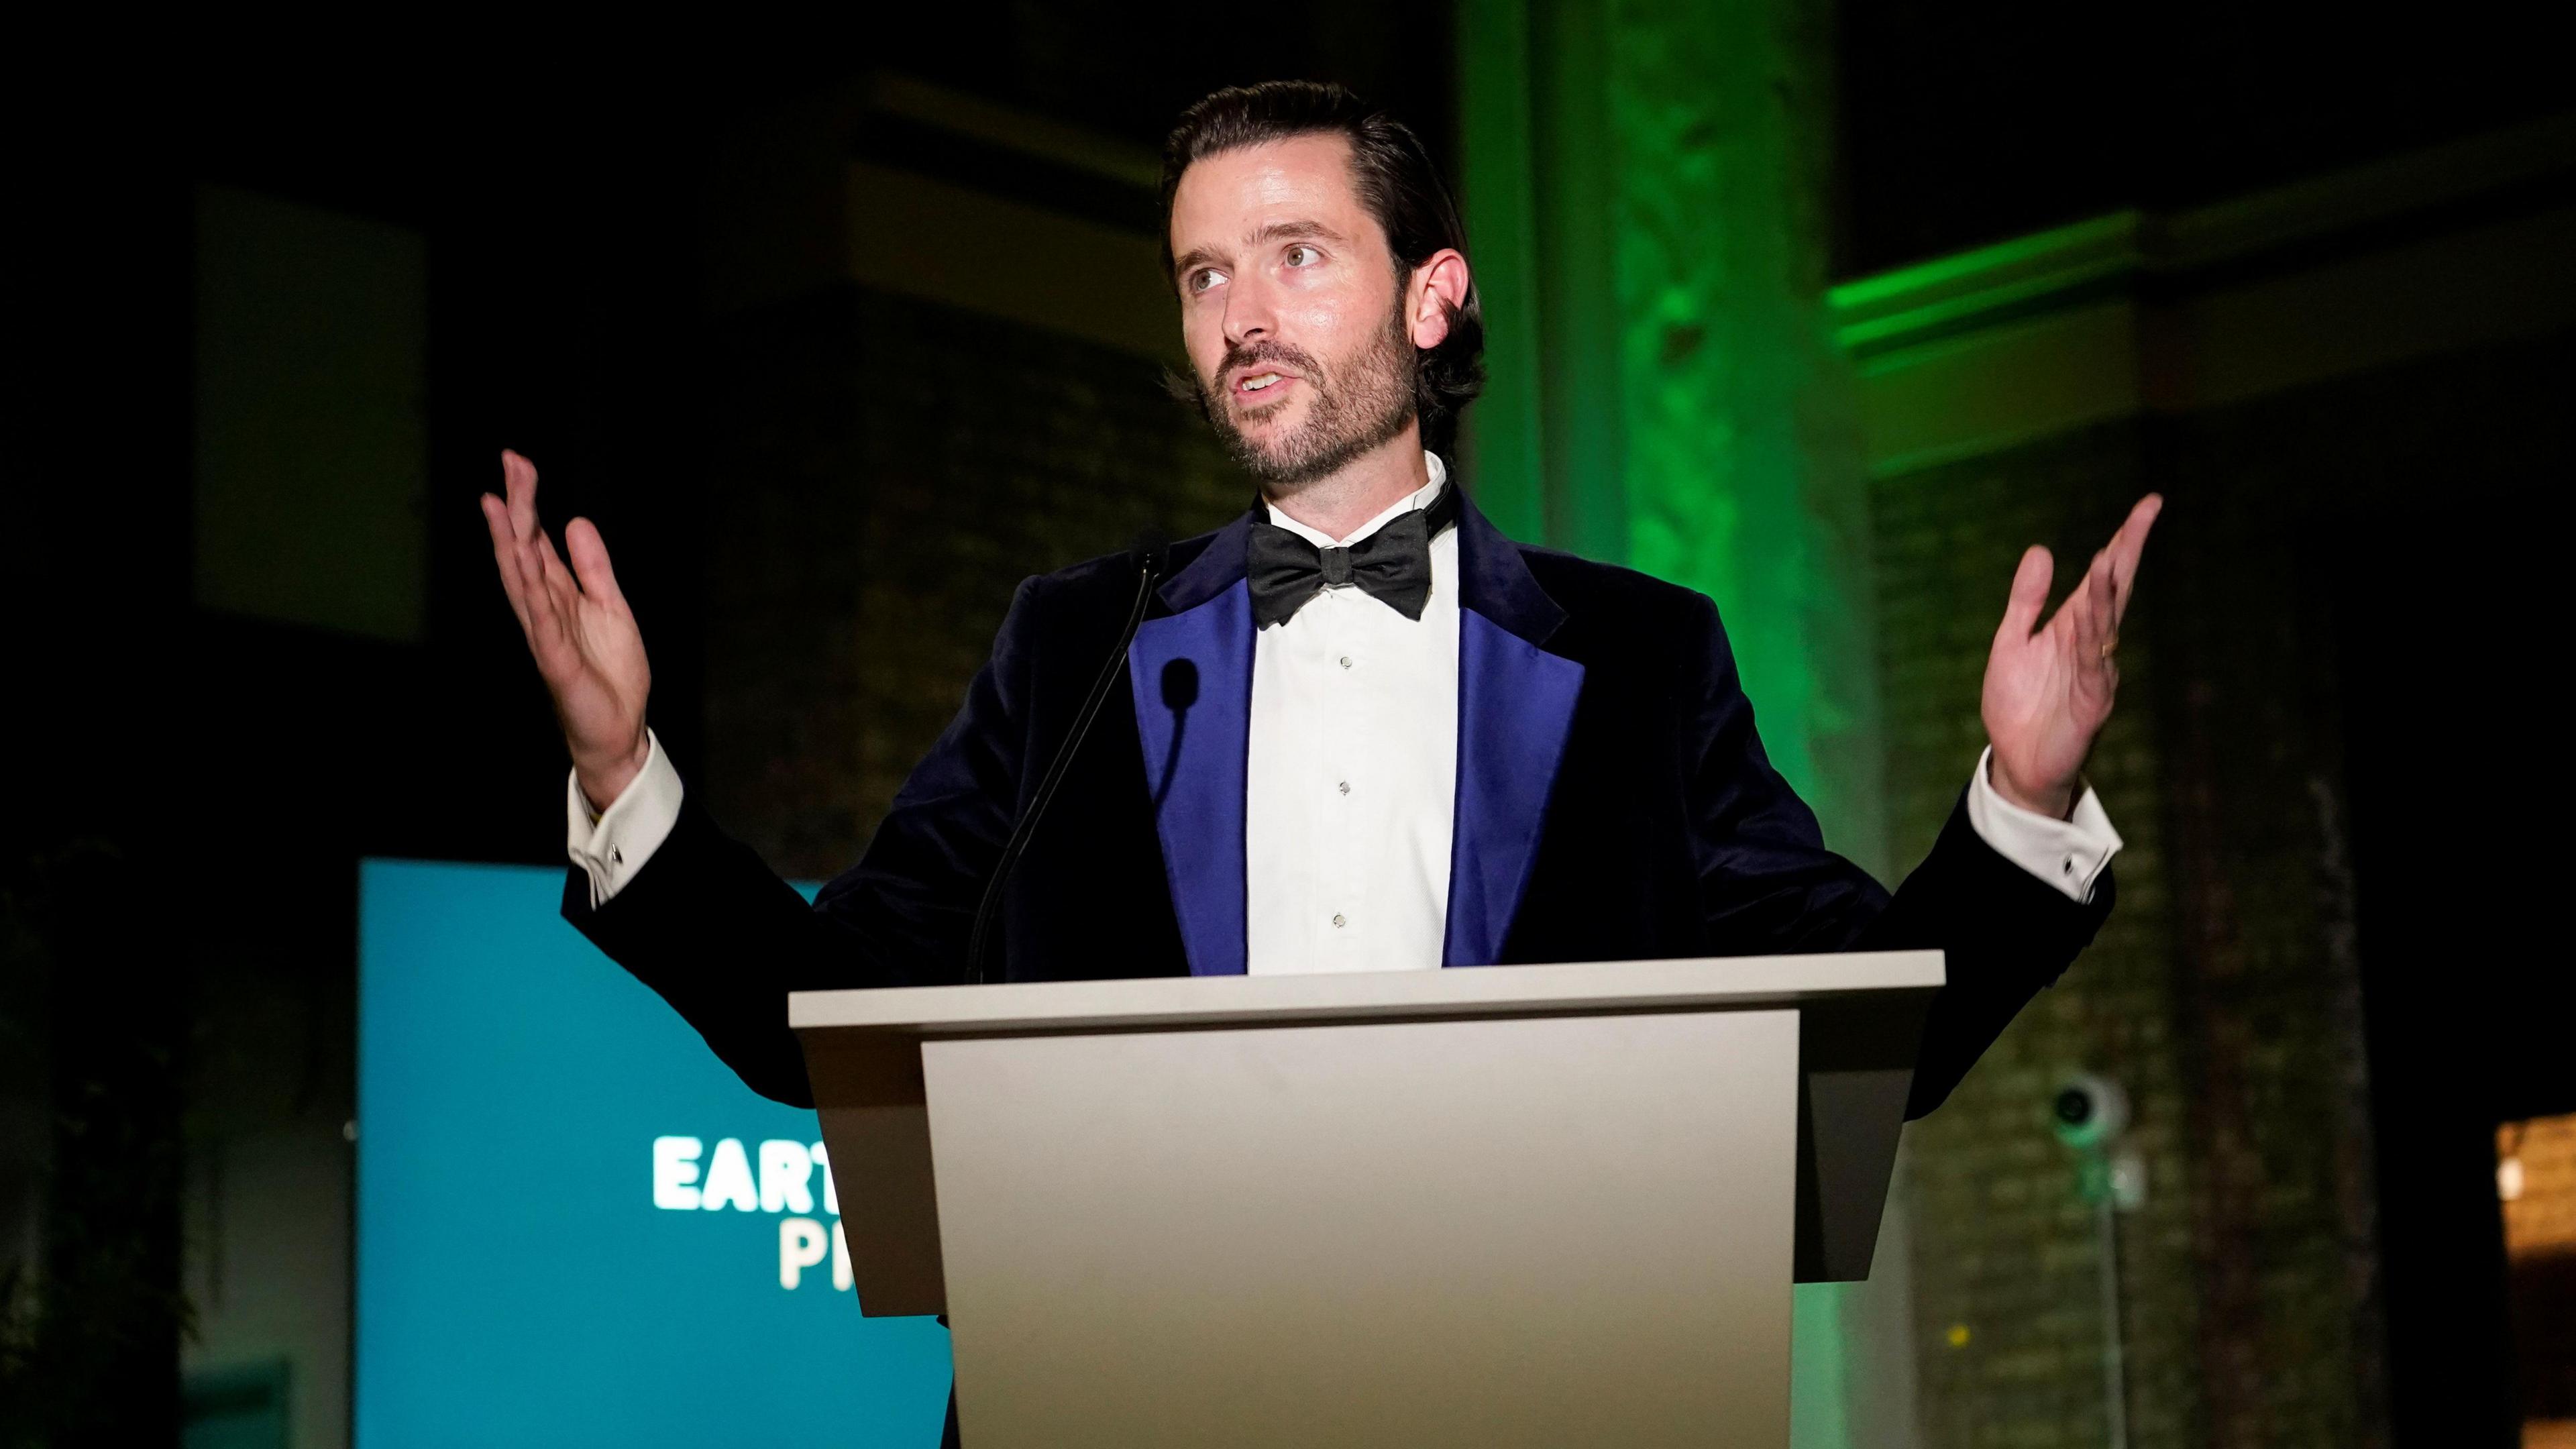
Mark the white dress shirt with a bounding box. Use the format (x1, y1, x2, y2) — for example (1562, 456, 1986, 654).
(1243, 462, 1460, 975)
(570, 451, 2122, 951)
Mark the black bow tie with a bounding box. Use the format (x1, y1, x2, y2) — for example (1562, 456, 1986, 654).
(1246, 484, 1460, 628)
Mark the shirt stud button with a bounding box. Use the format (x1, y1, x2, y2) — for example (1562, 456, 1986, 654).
(2063, 859, 2075, 873)
(1332, 914, 1346, 928)
(612, 849, 623, 866)
(1337, 781, 1350, 796)
(1338, 655, 1353, 669)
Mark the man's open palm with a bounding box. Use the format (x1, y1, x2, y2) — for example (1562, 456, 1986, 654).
(481, 449, 653, 809)
(1982, 495, 2163, 819)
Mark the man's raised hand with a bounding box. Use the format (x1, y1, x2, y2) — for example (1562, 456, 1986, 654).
(481, 449, 654, 811)
(1981, 494, 2163, 820)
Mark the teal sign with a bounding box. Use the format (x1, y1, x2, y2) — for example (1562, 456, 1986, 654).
(357, 859, 950, 1446)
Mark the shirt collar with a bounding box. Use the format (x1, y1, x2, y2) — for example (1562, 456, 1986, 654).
(1263, 451, 1449, 549)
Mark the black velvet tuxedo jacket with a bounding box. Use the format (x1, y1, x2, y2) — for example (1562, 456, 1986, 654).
(565, 487, 2111, 1118)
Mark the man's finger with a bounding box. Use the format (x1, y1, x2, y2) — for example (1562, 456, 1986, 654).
(534, 529, 583, 617)
(1997, 545, 2053, 643)
(2106, 493, 2163, 624)
(2086, 547, 2118, 655)
(2061, 548, 2108, 662)
(2082, 549, 2123, 702)
(532, 536, 598, 680)
(517, 525, 573, 633)
(514, 528, 572, 667)
(503, 449, 540, 543)
(482, 493, 536, 635)
(565, 518, 629, 616)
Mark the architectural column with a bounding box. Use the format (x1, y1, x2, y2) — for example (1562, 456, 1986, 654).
(1457, 0, 1884, 871)
(1458, 3, 1904, 1446)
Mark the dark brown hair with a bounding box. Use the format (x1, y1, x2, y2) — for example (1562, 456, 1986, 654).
(1162, 81, 1485, 455)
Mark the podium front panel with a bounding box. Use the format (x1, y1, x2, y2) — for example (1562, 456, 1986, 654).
(921, 1008, 1799, 1448)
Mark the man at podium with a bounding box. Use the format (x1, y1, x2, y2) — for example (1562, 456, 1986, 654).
(482, 79, 2155, 1441)
(484, 75, 2153, 1122)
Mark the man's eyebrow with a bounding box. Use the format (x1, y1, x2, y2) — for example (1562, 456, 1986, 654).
(1172, 219, 1350, 284)
(1248, 219, 1344, 249)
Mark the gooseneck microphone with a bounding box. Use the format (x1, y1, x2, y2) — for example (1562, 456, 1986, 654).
(965, 532, 1172, 985)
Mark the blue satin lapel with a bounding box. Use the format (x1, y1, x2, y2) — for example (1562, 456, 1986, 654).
(1443, 608, 1585, 965)
(1441, 488, 1583, 966)
(1130, 579, 1254, 977)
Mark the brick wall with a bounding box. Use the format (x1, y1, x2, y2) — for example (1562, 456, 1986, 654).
(1878, 424, 2207, 1449)
(1877, 329, 2576, 1447)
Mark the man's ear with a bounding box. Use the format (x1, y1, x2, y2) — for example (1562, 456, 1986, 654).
(1407, 250, 1470, 349)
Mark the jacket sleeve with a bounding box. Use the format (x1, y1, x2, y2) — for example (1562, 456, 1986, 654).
(1678, 594, 2111, 1118)
(559, 576, 1044, 1106)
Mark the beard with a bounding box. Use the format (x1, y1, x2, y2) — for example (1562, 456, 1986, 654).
(1194, 303, 1419, 488)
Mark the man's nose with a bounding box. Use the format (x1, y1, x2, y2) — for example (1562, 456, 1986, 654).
(1222, 278, 1274, 349)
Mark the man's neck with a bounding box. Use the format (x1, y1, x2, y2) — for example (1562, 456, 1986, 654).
(1260, 424, 1432, 543)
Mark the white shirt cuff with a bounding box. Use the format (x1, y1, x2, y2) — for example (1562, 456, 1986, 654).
(566, 729, 684, 910)
(1964, 746, 2123, 904)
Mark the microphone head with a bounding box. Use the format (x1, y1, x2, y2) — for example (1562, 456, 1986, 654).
(1160, 657, 1200, 712)
(1128, 528, 1173, 581)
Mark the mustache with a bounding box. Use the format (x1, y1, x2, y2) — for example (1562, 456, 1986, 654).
(1160, 339, 1329, 423)
(1212, 340, 1323, 391)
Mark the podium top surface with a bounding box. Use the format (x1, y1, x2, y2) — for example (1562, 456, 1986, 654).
(789, 950, 1941, 1038)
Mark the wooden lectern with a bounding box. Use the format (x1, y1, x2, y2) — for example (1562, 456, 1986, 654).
(792, 951, 1939, 1448)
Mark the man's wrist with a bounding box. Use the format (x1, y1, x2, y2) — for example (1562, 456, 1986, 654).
(1968, 746, 2123, 903)
(1987, 755, 2076, 821)
(574, 731, 653, 816)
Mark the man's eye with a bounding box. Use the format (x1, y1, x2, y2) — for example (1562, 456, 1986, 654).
(1189, 269, 1226, 294)
(1285, 245, 1318, 267)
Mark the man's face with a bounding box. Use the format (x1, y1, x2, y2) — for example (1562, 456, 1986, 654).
(1169, 133, 1419, 487)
